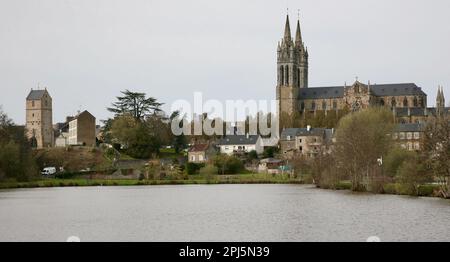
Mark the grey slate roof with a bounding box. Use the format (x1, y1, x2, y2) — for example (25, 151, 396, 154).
(26, 90, 47, 100)
(280, 128, 328, 140)
(370, 83, 426, 96)
(395, 123, 424, 132)
(217, 135, 260, 145)
(299, 86, 343, 99)
(395, 107, 450, 117)
(299, 83, 426, 100)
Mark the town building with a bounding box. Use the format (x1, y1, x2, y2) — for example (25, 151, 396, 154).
(280, 126, 334, 158)
(217, 134, 264, 155)
(68, 110, 96, 146)
(187, 144, 216, 163)
(258, 158, 284, 175)
(392, 123, 425, 151)
(25, 88, 53, 148)
(276, 15, 447, 128)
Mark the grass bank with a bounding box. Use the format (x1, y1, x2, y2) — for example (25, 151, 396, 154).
(0, 174, 304, 189)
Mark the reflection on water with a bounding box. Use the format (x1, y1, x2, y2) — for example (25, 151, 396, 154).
(0, 184, 449, 242)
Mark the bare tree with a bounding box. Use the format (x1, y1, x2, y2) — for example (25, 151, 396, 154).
(333, 108, 394, 191)
(422, 115, 450, 197)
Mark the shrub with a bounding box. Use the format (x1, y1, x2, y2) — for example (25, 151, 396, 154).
(199, 165, 218, 181)
(213, 154, 244, 174)
(185, 162, 205, 175)
(417, 185, 438, 197)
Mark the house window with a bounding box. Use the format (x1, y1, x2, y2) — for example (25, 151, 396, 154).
(403, 97, 408, 107)
(299, 146, 303, 151)
(300, 102, 305, 110)
(414, 142, 420, 150)
(32, 101, 35, 107)
(199, 155, 204, 161)
(287, 135, 291, 141)
(380, 98, 385, 106)
(413, 97, 418, 107)
(391, 97, 396, 108)
(414, 132, 420, 139)
(311, 102, 316, 110)
(333, 100, 337, 109)
(399, 132, 405, 140)
(322, 101, 327, 110)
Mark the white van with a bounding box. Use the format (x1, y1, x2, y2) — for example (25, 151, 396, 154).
(41, 167, 57, 176)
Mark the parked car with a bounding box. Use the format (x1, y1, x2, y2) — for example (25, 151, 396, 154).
(41, 167, 57, 176)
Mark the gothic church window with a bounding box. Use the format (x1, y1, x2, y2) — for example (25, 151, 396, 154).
(280, 67, 284, 85)
(285, 65, 289, 85)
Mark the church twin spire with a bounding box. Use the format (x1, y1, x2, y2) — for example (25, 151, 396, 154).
(277, 13, 309, 89)
(283, 14, 304, 49)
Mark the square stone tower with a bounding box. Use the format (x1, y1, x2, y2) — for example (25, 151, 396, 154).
(25, 88, 53, 148)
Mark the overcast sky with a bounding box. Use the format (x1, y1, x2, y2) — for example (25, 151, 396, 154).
(1, 0, 449, 124)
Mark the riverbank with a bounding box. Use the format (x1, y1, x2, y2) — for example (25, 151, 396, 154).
(0, 174, 304, 189)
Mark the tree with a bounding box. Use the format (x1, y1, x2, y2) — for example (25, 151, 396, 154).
(396, 158, 430, 196)
(109, 115, 164, 159)
(107, 90, 163, 121)
(383, 148, 416, 178)
(0, 107, 37, 181)
(169, 111, 187, 153)
(334, 108, 394, 191)
(421, 115, 450, 197)
(213, 154, 244, 175)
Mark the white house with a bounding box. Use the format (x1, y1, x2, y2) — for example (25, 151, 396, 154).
(217, 134, 264, 155)
(55, 132, 69, 147)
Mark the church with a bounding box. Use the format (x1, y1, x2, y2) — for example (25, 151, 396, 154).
(276, 15, 448, 128)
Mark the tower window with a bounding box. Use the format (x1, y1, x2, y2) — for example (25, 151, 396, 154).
(280, 66, 284, 86)
(285, 65, 289, 85)
(297, 68, 301, 87)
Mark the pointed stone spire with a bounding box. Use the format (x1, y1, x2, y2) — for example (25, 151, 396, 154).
(284, 15, 292, 42)
(295, 19, 302, 47)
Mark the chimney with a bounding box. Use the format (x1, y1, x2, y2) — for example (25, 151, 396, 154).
(307, 125, 311, 132)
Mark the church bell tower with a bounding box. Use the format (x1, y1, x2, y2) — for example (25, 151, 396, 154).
(276, 14, 309, 120)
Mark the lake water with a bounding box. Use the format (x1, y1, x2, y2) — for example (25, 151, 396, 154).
(0, 184, 449, 242)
